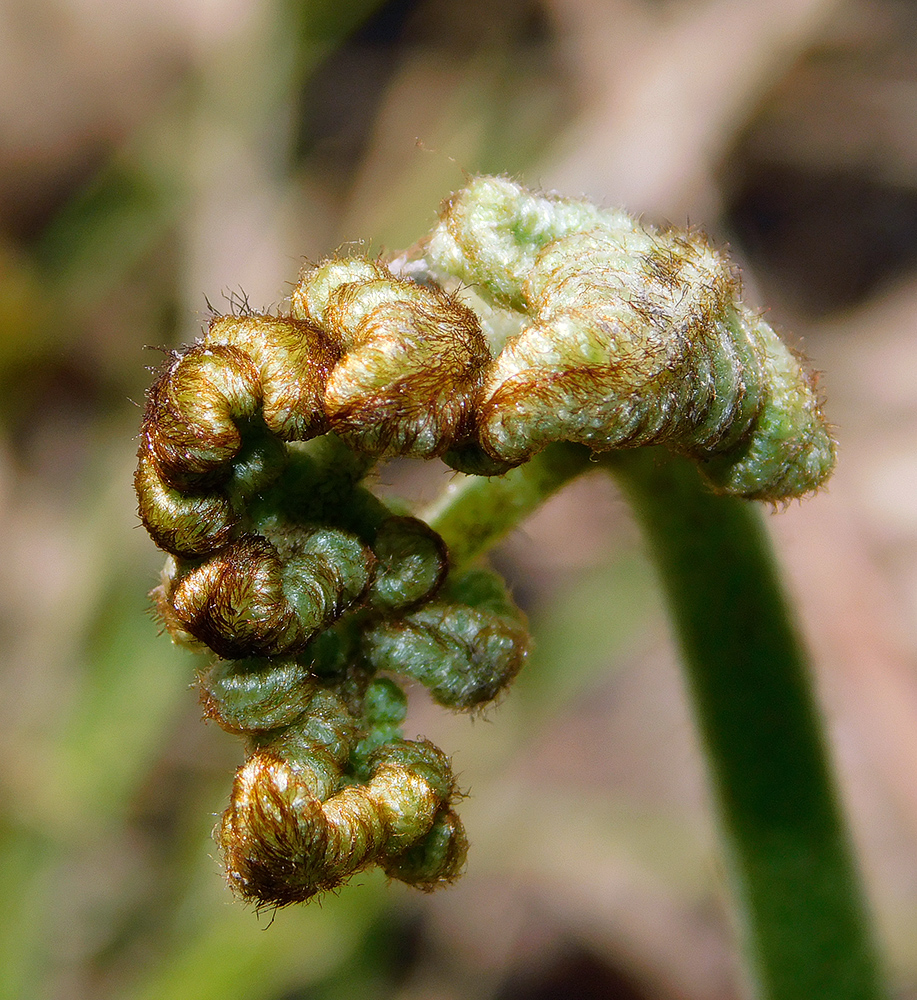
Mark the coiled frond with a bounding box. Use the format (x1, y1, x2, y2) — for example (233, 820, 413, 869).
(419, 176, 835, 499)
(135, 176, 835, 906)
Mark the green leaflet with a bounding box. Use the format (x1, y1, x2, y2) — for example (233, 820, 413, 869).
(362, 568, 529, 710)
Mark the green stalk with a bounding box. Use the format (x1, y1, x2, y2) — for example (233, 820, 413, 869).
(427, 443, 886, 1000)
(607, 449, 886, 1000)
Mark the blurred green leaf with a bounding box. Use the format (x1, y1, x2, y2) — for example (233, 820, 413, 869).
(124, 873, 389, 1000)
(517, 550, 662, 717)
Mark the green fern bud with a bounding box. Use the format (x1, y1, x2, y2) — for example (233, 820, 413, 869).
(199, 657, 317, 734)
(365, 516, 448, 611)
(362, 567, 529, 709)
(421, 176, 836, 500)
(382, 805, 467, 888)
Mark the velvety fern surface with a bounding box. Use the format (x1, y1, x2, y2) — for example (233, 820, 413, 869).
(1, 1, 914, 999)
(132, 169, 880, 1000)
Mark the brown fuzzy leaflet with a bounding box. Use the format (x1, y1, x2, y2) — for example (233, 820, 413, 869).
(154, 529, 375, 659)
(203, 314, 338, 442)
(141, 343, 263, 487)
(134, 451, 239, 556)
(135, 344, 260, 555)
(292, 259, 492, 458)
(154, 537, 307, 659)
(220, 741, 466, 906)
(135, 315, 339, 558)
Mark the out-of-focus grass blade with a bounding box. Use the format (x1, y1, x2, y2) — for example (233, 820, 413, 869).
(33, 151, 184, 316)
(48, 575, 196, 832)
(519, 549, 662, 717)
(0, 824, 57, 1000)
(123, 874, 389, 1000)
(289, 0, 394, 54)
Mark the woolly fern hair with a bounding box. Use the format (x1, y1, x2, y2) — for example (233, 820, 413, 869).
(135, 176, 835, 907)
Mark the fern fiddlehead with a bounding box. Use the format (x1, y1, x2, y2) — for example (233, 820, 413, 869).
(410, 175, 835, 499)
(136, 176, 835, 908)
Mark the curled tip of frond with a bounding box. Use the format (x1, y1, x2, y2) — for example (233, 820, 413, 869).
(135, 175, 836, 906)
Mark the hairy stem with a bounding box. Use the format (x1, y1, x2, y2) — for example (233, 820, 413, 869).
(605, 449, 886, 1000)
(427, 444, 885, 1000)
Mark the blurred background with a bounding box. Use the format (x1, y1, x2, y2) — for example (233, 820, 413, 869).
(3, 0, 917, 996)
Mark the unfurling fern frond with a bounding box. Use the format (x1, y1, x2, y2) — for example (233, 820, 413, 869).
(135, 176, 835, 907)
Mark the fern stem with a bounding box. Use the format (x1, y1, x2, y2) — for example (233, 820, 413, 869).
(603, 448, 886, 1000)
(427, 443, 886, 999)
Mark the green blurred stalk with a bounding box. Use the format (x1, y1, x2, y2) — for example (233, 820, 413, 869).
(427, 442, 887, 1000)
(604, 449, 886, 1000)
